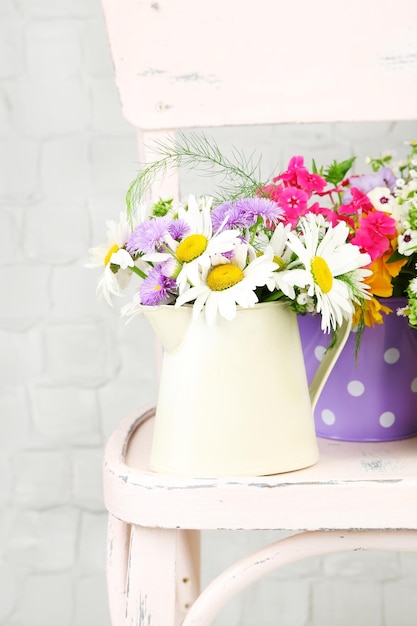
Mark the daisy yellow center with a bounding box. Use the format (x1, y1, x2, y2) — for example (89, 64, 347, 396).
(176, 234, 208, 263)
(104, 243, 119, 266)
(311, 256, 333, 293)
(207, 264, 244, 291)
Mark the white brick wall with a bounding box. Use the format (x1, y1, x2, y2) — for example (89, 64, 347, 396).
(1, 0, 417, 624)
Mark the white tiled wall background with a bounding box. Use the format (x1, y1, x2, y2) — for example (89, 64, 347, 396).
(2, 0, 417, 624)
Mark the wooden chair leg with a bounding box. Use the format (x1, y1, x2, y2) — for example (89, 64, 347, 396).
(175, 530, 201, 625)
(107, 514, 130, 625)
(125, 526, 177, 625)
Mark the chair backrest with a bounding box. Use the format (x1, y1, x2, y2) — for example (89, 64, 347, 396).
(101, 0, 417, 131)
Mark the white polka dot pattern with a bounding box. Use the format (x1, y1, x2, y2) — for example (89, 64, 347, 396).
(314, 345, 326, 362)
(384, 348, 400, 364)
(379, 412, 396, 428)
(321, 409, 336, 425)
(347, 380, 365, 397)
(298, 298, 417, 442)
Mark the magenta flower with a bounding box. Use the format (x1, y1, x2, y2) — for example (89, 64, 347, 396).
(338, 187, 374, 216)
(273, 156, 327, 194)
(274, 156, 305, 186)
(259, 182, 283, 204)
(139, 265, 177, 306)
(363, 211, 397, 237)
(276, 186, 309, 226)
(351, 212, 397, 260)
(127, 216, 171, 254)
(304, 202, 342, 227)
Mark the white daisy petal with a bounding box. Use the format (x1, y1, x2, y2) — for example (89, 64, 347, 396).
(111, 248, 134, 269)
(286, 213, 371, 332)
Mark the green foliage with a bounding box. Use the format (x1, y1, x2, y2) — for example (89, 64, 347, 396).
(152, 198, 174, 217)
(368, 154, 393, 172)
(408, 206, 417, 230)
(322, 157, 356, 186)
(126, 131, 266, 220)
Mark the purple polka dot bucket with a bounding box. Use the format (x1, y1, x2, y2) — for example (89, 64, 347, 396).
(298, 298, 417, 442)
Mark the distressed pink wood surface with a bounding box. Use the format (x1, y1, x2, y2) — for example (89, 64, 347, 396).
(101, 0, 417, 129)
(125, 526, 177, 624)
(107, 515, 130, 624)
(103, 408, 417, 531)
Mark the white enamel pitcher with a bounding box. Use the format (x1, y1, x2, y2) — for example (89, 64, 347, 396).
(143, 302, 351, 476)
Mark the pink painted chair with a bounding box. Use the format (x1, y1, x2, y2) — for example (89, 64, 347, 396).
(104, 408, 417, 625)
(100, 1, 417, 623)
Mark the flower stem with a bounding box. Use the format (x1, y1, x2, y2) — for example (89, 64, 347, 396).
(249, 216, 263, 246)
(131, 265, 147, 279)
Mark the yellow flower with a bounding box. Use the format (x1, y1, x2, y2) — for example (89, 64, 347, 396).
(353, 296, 392, 327)
(365, 250, 407, 298)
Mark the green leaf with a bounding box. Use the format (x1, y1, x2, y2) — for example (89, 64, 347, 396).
(152, 198, 174, 217)
(386, 250, 405, 263)
(323, 157, 356, 186)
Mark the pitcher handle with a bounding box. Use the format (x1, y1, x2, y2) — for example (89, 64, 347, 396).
(309, 316, 352, 411)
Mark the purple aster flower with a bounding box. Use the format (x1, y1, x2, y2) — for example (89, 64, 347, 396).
(139, 265, 177, 306)
(168, 218, 190, 241)
(211, 197, 284, 233)
(211, 201, 252, 232)
(234, 197, 284, 225)
(127, 216, 171, 254)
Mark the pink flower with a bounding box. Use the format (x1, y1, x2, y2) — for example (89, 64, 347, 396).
(339, 187, 374, 216)
(273, 156, 305, 186)
(296, 169, 327, 194)
(305, 203, 344, 227)
(363, 211, 397, 237)
(351, 211, 397, 260)
(278, 186, 309, 226)
(260, 183, 283, 204)
(273, 156, 327, 194)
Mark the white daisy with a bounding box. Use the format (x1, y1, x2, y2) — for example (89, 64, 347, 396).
(120, 293, 142, 324)
(285, 214, 371, 332)
(267, 222, 300, 299)
(176, 194, 214, 233)
(173, 195, 242, 291)
(175, 243, 277, 325)
(175, 228, 241, 293)
(135, 194, 240, 292)
(86, 212, 135, 305)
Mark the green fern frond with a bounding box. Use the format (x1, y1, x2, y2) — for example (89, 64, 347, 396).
(126, 131, 267, 220)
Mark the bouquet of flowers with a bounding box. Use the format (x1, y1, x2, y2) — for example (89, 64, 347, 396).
(261, 140, 417, 330)
(88, 134, 417, 335)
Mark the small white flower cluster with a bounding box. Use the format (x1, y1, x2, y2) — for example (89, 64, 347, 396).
(389, 151, 417, 256)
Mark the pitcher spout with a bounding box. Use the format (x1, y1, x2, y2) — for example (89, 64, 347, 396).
(141, 304, 192, 352)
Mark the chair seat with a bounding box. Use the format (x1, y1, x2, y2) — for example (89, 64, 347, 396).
(104, 406, 417, 531)
(103, 407, 417, 625)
